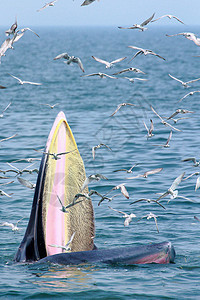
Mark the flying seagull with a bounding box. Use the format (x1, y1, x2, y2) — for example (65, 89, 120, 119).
(40, 103, 59, 109)
(150, 105, 181, 131)
(152, 131, 172, 148)
(17, 177, 36, 190)
(0, 218, 23, 232)
(110, 103, 136, 117)
(8, 74, 42, 85)
(182, 157, 200, 167)
(49, 232, 76, 252)
(113, 163, 138, 173)
(0, 134, 17, 143)
(167, 109, 194, 120)
(5, 16, 18, 36)
(118, 13, 155, 31)
(82, 72, 116, 79)
(156, 172, 185, 202)
(37, 0, 58, 12)
(113, 67, 145, 76)
(33, 149, 77, 160)
(178, 91, 200, 103)
(81, 0, 96, 6)
(137, 212, 159, 233)
(151, 14, 184, 24)
(54, 52, 84, 72)
(143, 119, 154, 138)
(91, 56, 127, 68)
(124, 77, 148, 84)
(127, 168, 163, 180)
(168, 74, 200, 88)
(108, 206, 136, 226)
(92, 143, 112, 160)
(81, 174, 108, 191)
(166, 32, 200, 47)
(0, 102, 11, 118)
(130, 198, 166, 210)
(128, 46, 166, 62)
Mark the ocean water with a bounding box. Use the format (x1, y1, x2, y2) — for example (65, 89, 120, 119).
(0, 25, 200, 299)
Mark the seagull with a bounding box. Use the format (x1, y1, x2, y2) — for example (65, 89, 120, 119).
(178, 91, 200, 103)
(124, 77, 148, 84)
(63, 56, 85, 72)
(168, 117, 190, 124)
(57, 195, 68, 213)
(0, 189, 13, 197)
(168, 74, 200, 88)
(0, 134, 17, 143)
(110, 103, 136, 117)
(82, 72, 117, 79)
(0, 37, 15, 63)
(150, 105, 181, 131)
(105, 183, 130, 199)
(0, 84, 6, 89)
(108, 206, 136, 226)
(91, 56, 127, 68)
(8, 74, 42, 86)
(17, 177, 36, 190)
(113, 67, 145, 75)
(40, 103, 59, 109)
(113, 163, 138, 173)
(11, 158, 41, 163)
(118, 13, 155, 31)
(81, 0, 96, 6)
(152, 131, 172, 148)
(127, 167, 163, 180)
(96, 193, 120, 206)
(0, 102, 11, 118)
(5, 16, 18, 36)
(92, 143, 112, 160)
(37, 0, 58, 12)
(128, 46, 166, 61)
(156, 172, 185, 202)
(5, 162, 37, 176)
(143, 119, 154, 138)
(194, 216, 200, 222)
(167, 109, 194, 120)
(64, 193, 92, 209)
(33, 149, 77, 160)
(49, 232, 76, 252)
(130, 198, 166, 209)
(166, 32, 200, 47)
(182, 157, 200, 167)
(137, 212, 159, 233)
(0, 219, 23, 232)
(81, 174, 108, 191)
(151, 14, 184, 24)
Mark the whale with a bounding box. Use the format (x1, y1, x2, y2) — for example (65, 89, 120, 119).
(14, 111, 175, 265)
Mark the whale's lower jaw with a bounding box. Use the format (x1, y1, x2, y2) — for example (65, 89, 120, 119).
(36, 241, 175, 265)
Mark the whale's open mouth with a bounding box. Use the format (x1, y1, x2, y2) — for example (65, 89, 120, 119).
(14, 111, 175, 265)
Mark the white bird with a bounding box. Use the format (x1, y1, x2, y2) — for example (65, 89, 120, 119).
(0, 102, 12, 118)
(8, 74, 42, 86)
(127, 168, 163, 179)
(124, 77, 148, 84)
(64, 56, 85, 72)
(5, 16, 18, 36)
(130, 198, 166, 210)
(168, 74, 200, 88)
(152, 131, 172, 148)
(137, 212, 159, 233)
(37, 0, 58, 12)
(128, 46, 166, 61)
(91, 56, 127, 68)
(82, 72, 116, 79)
(178, 91, 200, 103)
(118, 13, 155, 31)
(0, 218, 23, 232)
(49, 232, 76, 252)
(33, 149, 77, 160)
(150, 105, 181, 132)
(113, 163, 138, 173)
(113, 67, 145, 75)
(17, 177, 36, 190)
(156, 172, 185, 202)
(108, 206, 136, 226)
(0, 189, 12, 197)
(0, 37, 15, 63)
(166, 32, 200, 47)
(110, 103, 136, 117)
(92, 143, 112, 160)
(81, 0, 96, 6)
(167, 109, 194, 120)
(143, 119, 154, 138)
(182, 157, 200, 167)
(81, 174, 108, 191)
(151, 14, 184, 24)
(40, 103, 59, 109)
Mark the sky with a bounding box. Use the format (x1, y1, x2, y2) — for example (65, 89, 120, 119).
(1, 0, 200, 27)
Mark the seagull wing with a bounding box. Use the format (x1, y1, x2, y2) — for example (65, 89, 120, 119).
(72, 57, 85, 72)
(149, 119, 154, 134)
(195, 177, 200, 191)
(23, 81, 42, 85)
(168, 74, 184, 84)
(8, 73, 22, 83)
(102, 73, 117, 79)
(141, 13, 155, 26)
(111, 56, 127, 64)
(187, 77, 200, 84)
(110, 104, 122, 116)
(92, 56, 109, 66)
(20, 27, 40, 38)
(144, 168, 163, 177)
(108, 206, 126, 216)
(170, 172, 185, 191)
(65, 232, 76, 248)
(17, 177, 35, 189)
(165, 130, 172, 146)
(54, 52, 70, 60)
(120, 185, 129, 199)
(173, 16, 184, 24)
(182, 157, 197, 164)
